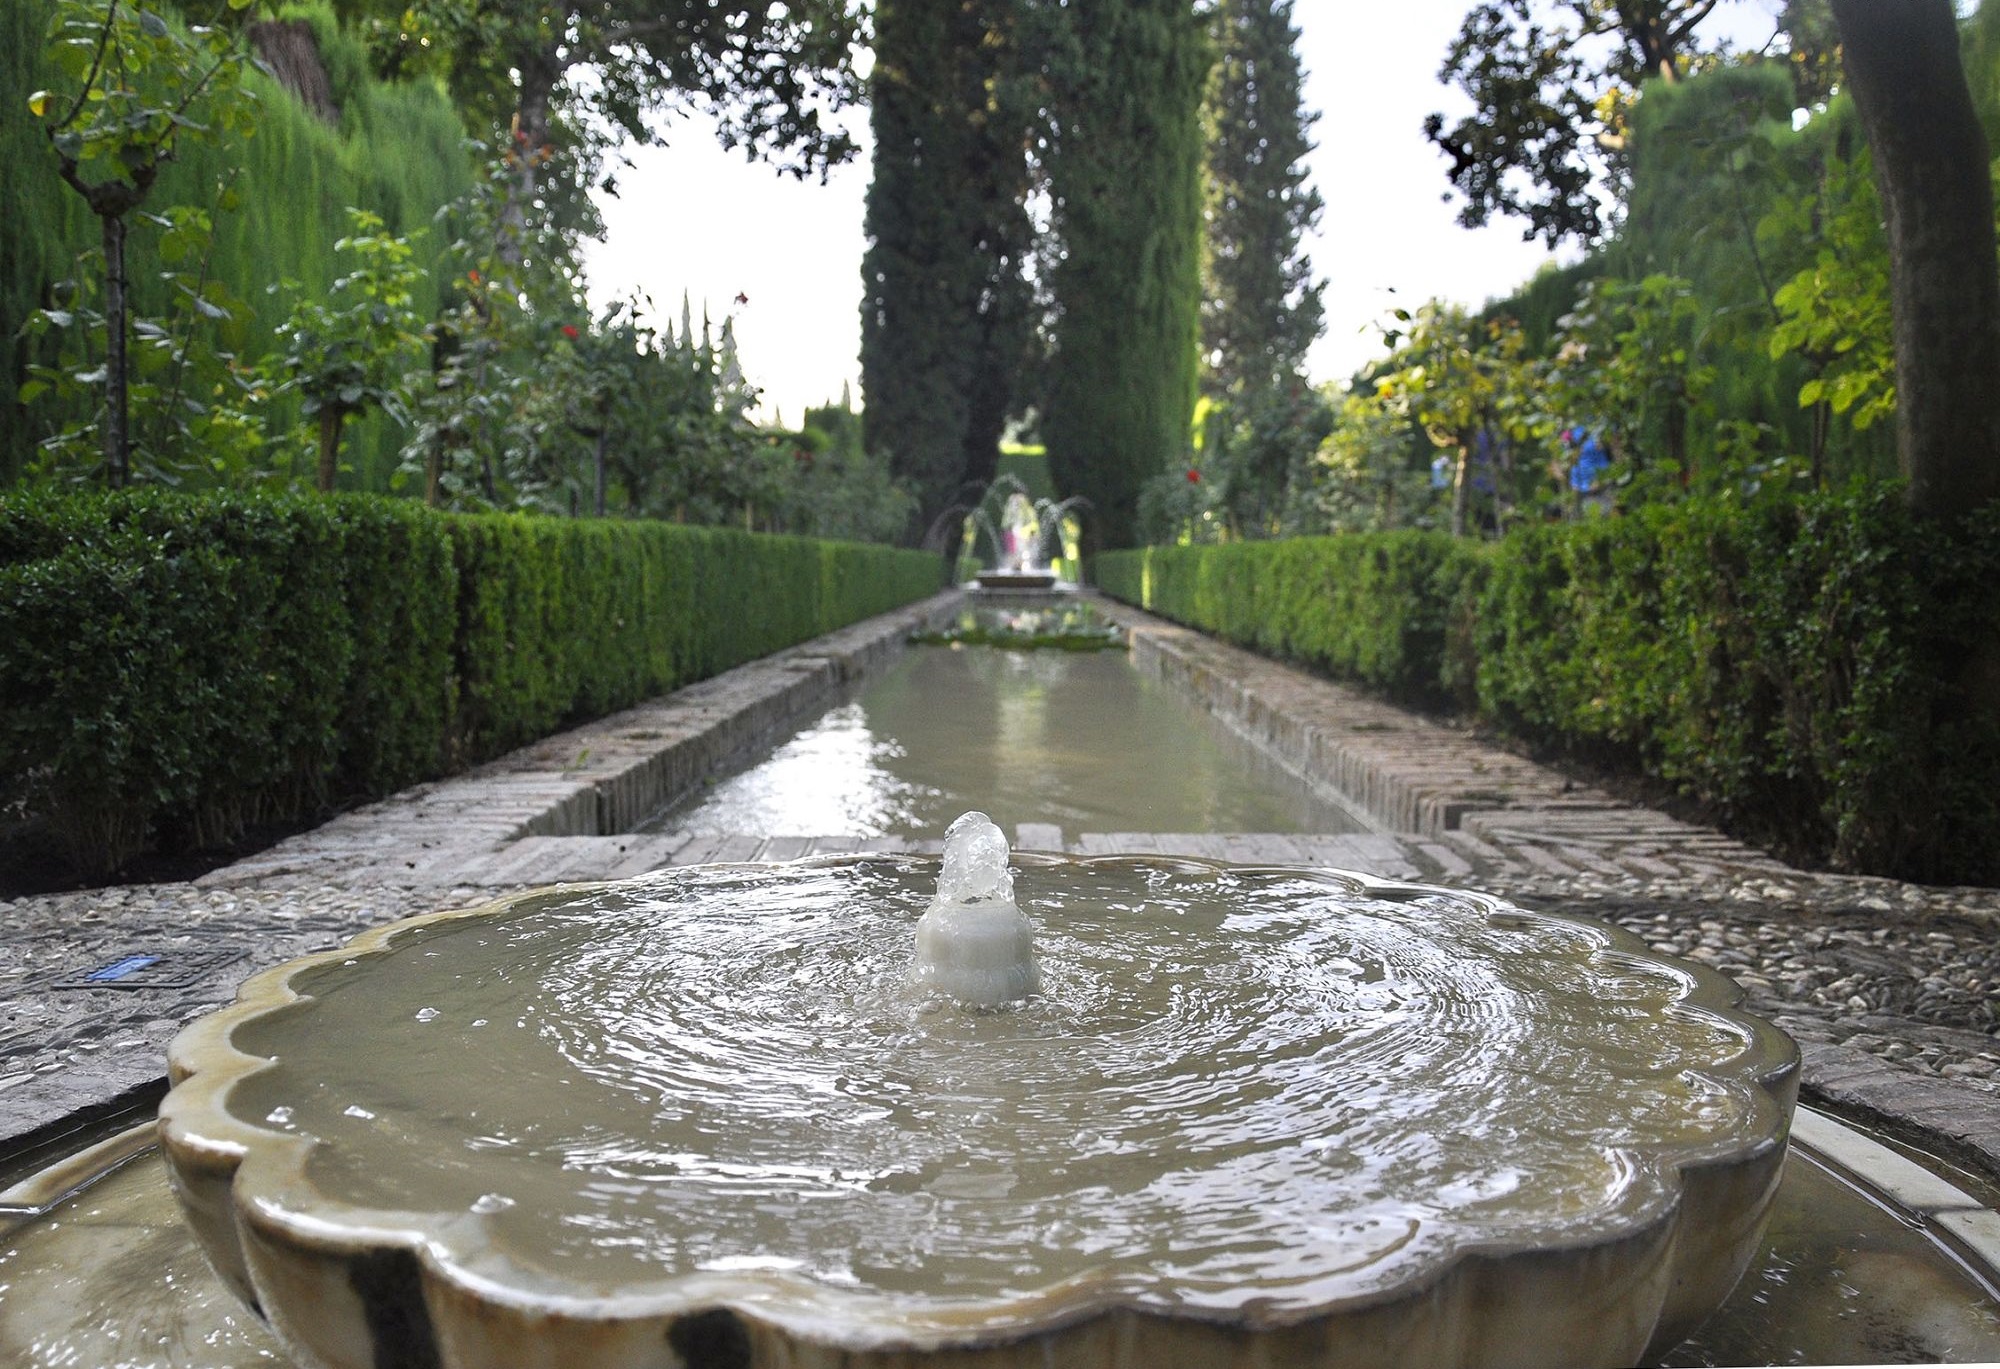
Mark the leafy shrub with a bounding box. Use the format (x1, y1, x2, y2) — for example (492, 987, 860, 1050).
(0, 491, 942, 875)
(1098, 489, 2000, 884)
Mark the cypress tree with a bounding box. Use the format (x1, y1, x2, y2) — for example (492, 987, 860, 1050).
(860, 0, 1035, 543)
(1200, 0, 1326, 532)
(1040, 0, 1211, 549)
(1202, 0, 1324, 399)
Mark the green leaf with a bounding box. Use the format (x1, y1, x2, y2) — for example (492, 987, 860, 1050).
(139, 9, 169, 38)
(17, 378, 50, 405)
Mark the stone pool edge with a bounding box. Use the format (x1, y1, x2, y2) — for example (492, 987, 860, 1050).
(0, 589, 965, 1166)
(6, 584, 2000, 1202)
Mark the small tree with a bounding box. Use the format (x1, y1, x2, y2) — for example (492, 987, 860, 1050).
(28, 0, 264, 486)
(268, 210, 427, 492)
(1371, 303, 1542, 536)
(1546, 274, 1714, 491)
(1309, 390, 1432, 533)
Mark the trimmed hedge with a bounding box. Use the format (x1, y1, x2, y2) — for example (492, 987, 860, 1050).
(1096, 488, 2000, 886)
(0, 491, 943, 875)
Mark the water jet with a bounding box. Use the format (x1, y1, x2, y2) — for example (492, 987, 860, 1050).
(158, 817, 1798, 1369)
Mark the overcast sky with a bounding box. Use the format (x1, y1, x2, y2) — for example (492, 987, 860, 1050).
(579, 3, 1792, 426)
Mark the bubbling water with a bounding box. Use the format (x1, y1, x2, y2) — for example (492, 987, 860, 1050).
(912, 812, 1039, 1006)
(218, 854, 1778, 1325)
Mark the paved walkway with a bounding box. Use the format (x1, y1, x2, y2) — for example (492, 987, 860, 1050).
(3, 590, 1997, 1193)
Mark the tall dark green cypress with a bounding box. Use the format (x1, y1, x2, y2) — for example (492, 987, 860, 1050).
(1200, 0, 1326, 532)
(1040, 0, 1211, 550)
(860, 0, 1034, 543)
(1202, 0, 1324, 400)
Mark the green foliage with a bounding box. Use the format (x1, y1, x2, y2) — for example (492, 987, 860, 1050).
(18, 197, 265, 484)
(1097, 531, 1484, 705)
(994, 445, 1056, 502)
(1766, 147, 1897, 433)
(268, 207, 428, 487)
(1425, 0, 1733, 247)
(2, 0, 475, 486)
(1303, 389, 1437, 533)
(1545, 272, 1714, 491)
(1041, 0, 1210, 549)
(0, 489, 943, 876)
(860, 0, 1035, 537)
(25, 0, 269, 484)
(1197, 0, 1326, 534)
(1371, 302, 1546, 534)
(1099, 484, 2000, 883)
(1614, 63, 1896, 485)
(771, 397, 918, 544)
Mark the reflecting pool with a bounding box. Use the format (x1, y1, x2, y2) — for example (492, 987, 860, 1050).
(647, 645, 1364, 838)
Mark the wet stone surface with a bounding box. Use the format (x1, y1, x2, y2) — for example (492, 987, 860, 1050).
(3, 591, 1999, 1195)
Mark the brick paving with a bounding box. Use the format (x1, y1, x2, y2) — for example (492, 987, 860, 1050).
(3, 589, 1997, 1192)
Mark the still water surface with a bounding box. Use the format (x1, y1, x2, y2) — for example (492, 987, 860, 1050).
(648, 645, 1363, 837)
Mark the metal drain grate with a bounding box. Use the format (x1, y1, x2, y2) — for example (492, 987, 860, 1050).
(54, 949, 248, 991)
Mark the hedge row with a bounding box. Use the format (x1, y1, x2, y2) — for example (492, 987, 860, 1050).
(0, 491, 943, 875)
(1096, 488, 2000, 886)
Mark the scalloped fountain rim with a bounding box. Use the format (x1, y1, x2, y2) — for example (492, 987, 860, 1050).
(159, 855, 1800, 1366)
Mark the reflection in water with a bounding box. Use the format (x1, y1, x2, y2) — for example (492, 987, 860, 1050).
(652, 646, 1362, 836)
(207, 866, 1775, 1313)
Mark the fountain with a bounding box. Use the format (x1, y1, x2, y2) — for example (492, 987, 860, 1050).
(964, 478, 1088, 592)
(911, 812, 1040, 1005)
(158, 815, 1797, 1369)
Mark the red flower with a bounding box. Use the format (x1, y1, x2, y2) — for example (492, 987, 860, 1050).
(467, 269, 481, 285)
(561, 324, 580, 340)
(1186, 468, 1201, 484)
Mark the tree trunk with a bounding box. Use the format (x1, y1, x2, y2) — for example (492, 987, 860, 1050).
(101, 213, 129, 489)
(316, 404, 345, 492)
(1450, 440, 1471, 537)
(501, 30, 565, 266)
(594, 423, 608, 518)
(425, 434, 444, 507)
(1829, 0, 2000, 520)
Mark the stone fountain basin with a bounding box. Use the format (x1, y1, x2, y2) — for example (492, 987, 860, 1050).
(972, 569, 1063, 590)
(159, 856, 1798, 1369)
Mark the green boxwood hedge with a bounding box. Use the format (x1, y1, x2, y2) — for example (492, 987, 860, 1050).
(0, 491, 942, 875)
(1096, 488, 2000, 886)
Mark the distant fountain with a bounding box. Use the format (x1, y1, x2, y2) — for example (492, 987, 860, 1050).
(964, 476, 1087, 592)
(160, 815, 1796, 1369)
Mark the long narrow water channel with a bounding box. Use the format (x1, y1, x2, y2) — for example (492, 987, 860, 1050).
(4, 608, 1998, 1367)
(646, 642, 1365, 838)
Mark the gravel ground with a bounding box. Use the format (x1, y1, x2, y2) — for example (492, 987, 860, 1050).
(1509, 869, 2000, 1095)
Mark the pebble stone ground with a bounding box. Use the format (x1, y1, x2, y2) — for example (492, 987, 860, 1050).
(3, 589, 1997, 1193)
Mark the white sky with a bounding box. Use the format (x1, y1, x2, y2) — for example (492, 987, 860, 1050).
(580, 3, 1791, 426)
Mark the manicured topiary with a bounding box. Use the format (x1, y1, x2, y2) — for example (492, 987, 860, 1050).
(0, 491, 942, 876)
(1097, 488, 2000, 884)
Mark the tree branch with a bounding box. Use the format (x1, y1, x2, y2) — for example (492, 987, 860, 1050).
(53, 0, 122, 132)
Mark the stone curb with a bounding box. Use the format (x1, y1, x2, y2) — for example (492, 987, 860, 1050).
(1092, 594, 1780, 860)
(1087, 592, 2000, 1188)
(0, 590, 963, 1165)
(192, 589, 964, 890)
